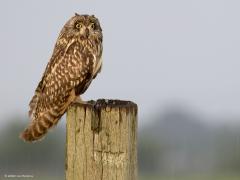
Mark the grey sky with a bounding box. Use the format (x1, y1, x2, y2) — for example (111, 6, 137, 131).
(0, 0, 240, 125)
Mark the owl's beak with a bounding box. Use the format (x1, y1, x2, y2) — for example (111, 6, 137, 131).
(80, 28, 90, 39)
(85, 28, 90, 38)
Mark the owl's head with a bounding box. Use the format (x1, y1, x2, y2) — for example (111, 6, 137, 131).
(60, 13, 102, 42)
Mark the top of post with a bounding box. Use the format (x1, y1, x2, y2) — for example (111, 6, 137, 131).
(71, 99, 137, 110)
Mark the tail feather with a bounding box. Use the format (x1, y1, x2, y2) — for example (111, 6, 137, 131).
(21, 89, 76, 142)
(20, 110, 62, 142)
(21, 92, 61, 142)
(28, 94, 39, 118)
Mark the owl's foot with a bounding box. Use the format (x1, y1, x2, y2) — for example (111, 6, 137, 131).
(74, 96, 91, 105)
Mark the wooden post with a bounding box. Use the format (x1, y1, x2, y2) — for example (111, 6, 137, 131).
(65, 99, 138, 180)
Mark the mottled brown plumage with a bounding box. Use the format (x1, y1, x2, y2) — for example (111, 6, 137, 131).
(20, 14, 103, 142)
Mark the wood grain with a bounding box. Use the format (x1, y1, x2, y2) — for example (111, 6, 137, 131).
(66, 99, 138, 180)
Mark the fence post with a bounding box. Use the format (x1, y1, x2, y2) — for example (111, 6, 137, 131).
(65, 99, 138, 180)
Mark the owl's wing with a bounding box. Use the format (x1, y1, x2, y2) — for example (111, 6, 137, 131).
(23, 46, 94, 142)
(28, 46, 65, 118)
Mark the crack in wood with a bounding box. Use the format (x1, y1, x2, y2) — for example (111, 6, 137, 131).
(66, 99, 138, 180)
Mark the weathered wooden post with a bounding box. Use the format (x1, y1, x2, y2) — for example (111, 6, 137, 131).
(66, 99, 138, 180)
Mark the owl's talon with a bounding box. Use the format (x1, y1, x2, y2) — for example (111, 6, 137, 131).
(74, 97, 91, 105)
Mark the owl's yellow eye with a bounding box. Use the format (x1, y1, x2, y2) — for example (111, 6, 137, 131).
(90, 23, 95, 29)
(75, 23, 82, 29)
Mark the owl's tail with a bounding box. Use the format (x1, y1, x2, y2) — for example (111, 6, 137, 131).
(20, 89, 77, 142)
(19, 110, 63, 142)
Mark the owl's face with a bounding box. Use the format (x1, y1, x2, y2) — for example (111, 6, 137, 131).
(62, 13, 102, 41)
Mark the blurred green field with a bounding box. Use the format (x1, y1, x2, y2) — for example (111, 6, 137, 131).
(139, 175, 240, 180)
(2, 119, 240, 180)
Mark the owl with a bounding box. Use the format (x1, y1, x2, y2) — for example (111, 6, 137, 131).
(20, 13, 103, 142)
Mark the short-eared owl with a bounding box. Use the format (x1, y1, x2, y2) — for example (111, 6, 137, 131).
(20, 13, 103, 142)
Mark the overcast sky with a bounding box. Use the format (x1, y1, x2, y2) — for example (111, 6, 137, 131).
(0, 0, 240, 126)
